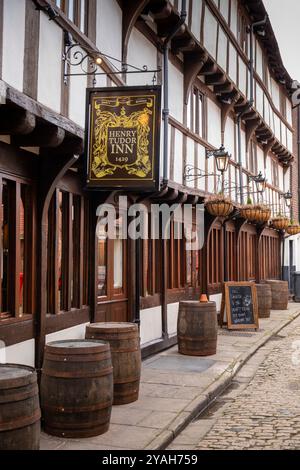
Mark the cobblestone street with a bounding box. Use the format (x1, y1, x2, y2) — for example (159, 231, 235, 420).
(168, 315, 300, 451)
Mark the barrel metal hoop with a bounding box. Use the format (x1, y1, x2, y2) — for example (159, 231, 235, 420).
(114, 376, 140, 385)
(42, 366, 113, 379)
(43, 352, 111, 363)
(0, 385, 39, 404)
(42, 399, 112, 414)
(0, 410, 41, 432)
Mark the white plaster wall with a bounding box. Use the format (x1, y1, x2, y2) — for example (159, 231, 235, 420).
(2, 0, 26, 91)
(69, 46, 88, 127)
(186, 137, 195, 188)
(256, 42, 263, 79)
(2, 340, 35, 367)
(127, 28, 157, 86)
(207, 99, 221, 148)
(210, 293, 222, 312)
(173, 128, 183, 184)
(94, 66, 107, 88)
(167, 302, 179, 336)
(256, 83, 264, 117)
(228, 43, 237, 85)
(169, 61, 184, 122)
(265, 155, 272, 183)
(271, 78, 280, 111)
(230, 0, 238, 38)
(284, 167, 291, 192)
(220, 0, 230, 22)
(38, 14, 62, 114)
(46, 323, 89, 344)
(287, 129, 293, 153)
(196, 143, 206, 191)
(224, 116, 235, 158)
(238, 59, 247, 97)
(191, 0, 202, 42)
(96, 0, 122, 62)
(217, 27, 228, 72)
(286, 99, 293, 126)
(140, 307, 162, 345)
(207, 151, 215, 193)
(203, 6, 218, 59)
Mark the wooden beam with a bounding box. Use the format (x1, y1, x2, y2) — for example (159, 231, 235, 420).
(214, 82, 234, 94)
(5, 84, 84, 140)
(23, 0, 40, 99)
(0, 108, 36, 135)
(200, 62, 218, 75)
(205, 73, 227, 86)
(12, 123, 65, 148)
(172, 36, 196, 53)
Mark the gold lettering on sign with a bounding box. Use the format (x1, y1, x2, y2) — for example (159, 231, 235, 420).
(91, 99, 154, 179)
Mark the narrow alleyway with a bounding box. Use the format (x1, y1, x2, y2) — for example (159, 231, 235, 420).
(168, 315, 300, 451)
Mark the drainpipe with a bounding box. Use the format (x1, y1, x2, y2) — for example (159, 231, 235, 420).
(238, 16, 268, 204)
(162, 0, 187, 184)
(298, 105, 300, 223)
(161, 1, 187, 341)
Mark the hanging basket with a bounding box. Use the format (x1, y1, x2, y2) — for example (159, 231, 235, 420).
(286, 224, 300, 236)
(205, 198, 234, 217)
(272, 217, 290, 231)
(257, 206, 271, 223)
(239, 205, 261, 222)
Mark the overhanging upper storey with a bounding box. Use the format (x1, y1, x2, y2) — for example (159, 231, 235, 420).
(134, 0, 294, 164)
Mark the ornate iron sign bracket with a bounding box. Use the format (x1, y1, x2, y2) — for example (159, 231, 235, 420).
(63, 43, 161, 86)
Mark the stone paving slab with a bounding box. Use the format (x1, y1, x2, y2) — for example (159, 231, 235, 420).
(40, 303, 300, 451)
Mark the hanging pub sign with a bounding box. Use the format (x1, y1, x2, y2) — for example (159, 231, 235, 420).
(85, 86, 161, 191)
(220, 282, 259, 330)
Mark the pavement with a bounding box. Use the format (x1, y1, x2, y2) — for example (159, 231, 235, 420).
(168, 313, 300, 450)
(40, 303, 300, 451)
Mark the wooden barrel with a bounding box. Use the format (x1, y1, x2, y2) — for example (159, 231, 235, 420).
(265, 280, 289, 310)
(177, 301, 217, 356)
(0, 364, 41, 450)
(40, 339, 113, 438)
(256, 284, 272, 318)
(86, 323, 141, 405)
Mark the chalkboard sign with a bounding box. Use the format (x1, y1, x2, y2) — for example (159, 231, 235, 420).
(221, 282, 259, 330)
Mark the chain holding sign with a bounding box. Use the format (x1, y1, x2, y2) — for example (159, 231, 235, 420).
(85, 86, 161, 191)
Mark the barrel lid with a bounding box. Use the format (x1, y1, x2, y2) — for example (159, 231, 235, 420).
(0, 364, 36, 390)
(45, 339, 110, 355)
(87, 322, 138, 333)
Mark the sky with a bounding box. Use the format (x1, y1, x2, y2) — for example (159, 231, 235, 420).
(263, 0, 300, 81)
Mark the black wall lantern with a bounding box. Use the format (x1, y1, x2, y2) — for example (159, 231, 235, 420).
(206, 145, 231, 175)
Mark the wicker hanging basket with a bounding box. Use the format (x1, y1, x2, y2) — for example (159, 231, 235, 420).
(205, 198, 234, 217)
(286, 224, 300, 236)
(256, 206, 271, 223)
(239, 205, 261, 222)
(272, 217, 290, 231)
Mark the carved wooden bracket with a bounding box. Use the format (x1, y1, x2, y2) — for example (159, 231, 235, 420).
(245, 117, 261, 155)
(12, 122, 65, 148)
(221, 90, 240, 144)
(122, 0, 151, 64)
(183, 51, 208, 105)
(0, 108, 36, 135)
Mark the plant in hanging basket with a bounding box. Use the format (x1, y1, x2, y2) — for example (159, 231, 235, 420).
(239, 198, 262, 222)
(286, 220, 300, 236)
(205, 193, 234, 217)
(256, 204, 271, 223)
(271, 213, 290, 231)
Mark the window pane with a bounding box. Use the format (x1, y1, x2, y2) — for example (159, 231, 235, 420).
(80, 0, 86, 32)
(113, 218, 123, 290)
(1, 180, 11, 315)
(68, 0, 75, 22)
(97, 225, 107, 297)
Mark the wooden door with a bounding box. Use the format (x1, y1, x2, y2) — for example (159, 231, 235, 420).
(96, 215, 129, 322)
